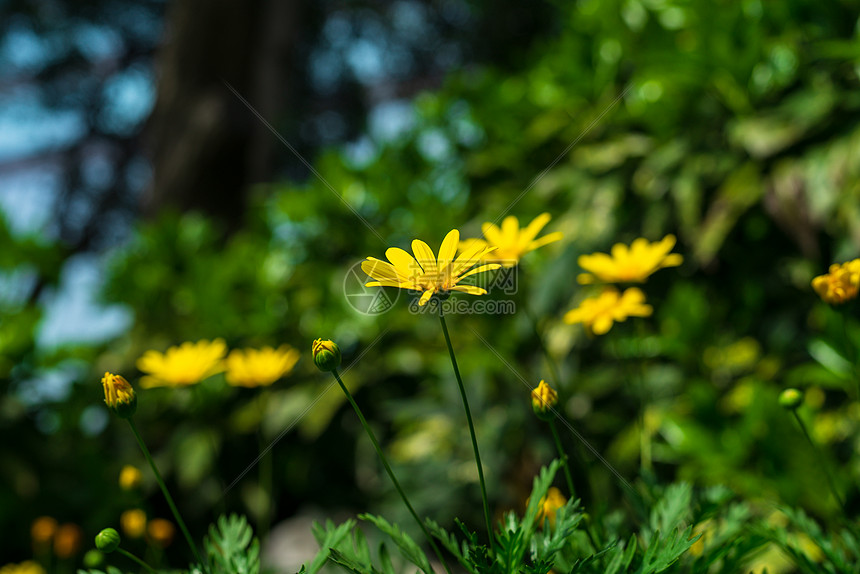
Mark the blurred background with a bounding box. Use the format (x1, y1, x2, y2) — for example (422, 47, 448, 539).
(2, 0, 860, 570)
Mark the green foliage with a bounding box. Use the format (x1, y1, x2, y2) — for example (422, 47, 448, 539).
(202, 514, 260, 574)
(762, 507, 860, 574)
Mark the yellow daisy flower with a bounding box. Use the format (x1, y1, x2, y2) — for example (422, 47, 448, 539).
(136, 339, 227, 389)
(812, 259, 860, 305)
(533, 486, 567, 529)
(563, 287, 653, 335)
(362, 229, 501, 306)
(459, 213, 563, 267)
(0, 562, 45, 574)
(577, 234, 683, 284)
(225, 345, 300, 387)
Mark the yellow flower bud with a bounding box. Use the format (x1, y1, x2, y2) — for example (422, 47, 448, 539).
(118, 465, 142, 490)
(30, 516, 57, 546)
(531, 380, 558, 421)
(53, 523, 82, 559)
(312, 339, 341, 372)
(120, 509, 147, 539)
(102, 373, 137, 419)
(779, 388, 803, 410)
(146, 518, 175, 548)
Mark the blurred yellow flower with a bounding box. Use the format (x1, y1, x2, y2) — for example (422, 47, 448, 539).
(53, 523, 82, 558)
(459, 213, 563, 268)
(0, 562, 45, 574)
(120, 509, 147, 539)
(146, 518, 176, 548)
(563, 287, 653, 335)
(137, 339, 227, 388)
(577, 235, 683, 284)
(101, 372, 137, 418)
(534, 486, 567, 529)
(225, 345, 300, 387)
(812, 259, 860, 305)
(362, 229, 501, 306)
(30, 516, 57, 545)
(119, 465, 142, 490)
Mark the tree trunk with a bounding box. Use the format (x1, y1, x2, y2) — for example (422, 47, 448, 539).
(144, 0, 301, 231)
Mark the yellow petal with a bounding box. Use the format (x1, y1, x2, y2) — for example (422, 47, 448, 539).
(437, 229, 460, 278)
(459, 237, 488, 253)
(385, 248, 422, 279)
(418, 289, 435, 306)
(458, 263, 501, 280)
(450, 284, 487, 295)
(412, 239, 438, 276)
(362, 258, 403, 281)
(520, 213, 552, 245)
(528, 231, 563, 251)
(481, 222, 504, 246)
(501, 215, 519, 240)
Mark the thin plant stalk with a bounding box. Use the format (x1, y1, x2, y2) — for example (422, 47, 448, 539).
(127, 418, 206, 570)
(523, 305, 562, 388)
(438, 309, 493, 543)
(839, 312, 860, 400)
(332, 369, 452, 574)
(549, 420, 576, 500)
(117, 548, 157, 574)
(791, 410, 845, 511)
(549, 419, 600, 550)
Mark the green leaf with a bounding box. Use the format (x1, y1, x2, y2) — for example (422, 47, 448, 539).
(308, 519, 357, 574)
(328, 548, 382, 574)
(359, 513, 434, 574)
(203, 514, 260, 574)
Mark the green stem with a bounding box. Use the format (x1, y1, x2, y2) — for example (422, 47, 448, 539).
(524, 305, 562, 388)
(839, 312, 860, 400)
(439, 310, 493, 544)
(792, 411, 845, 511)
(332, 370, 452, 574)
(549, 420, 600, 550)
(127, 418, 206, 570)
(549, 420, 576, 500)
(117, 548, 158, 574)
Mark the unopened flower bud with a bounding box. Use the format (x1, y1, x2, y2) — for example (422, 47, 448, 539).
(83, 549, 104, 568)
(779, 388, 803, 410)
(102, 373, 137, 418)
(531, 380, 558, 421)
(312, 339, 341, 372)
(95, 528, 120, 553)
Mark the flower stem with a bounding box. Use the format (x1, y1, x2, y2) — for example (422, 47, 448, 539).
(127, 418, 206, 570)
(332, 369, 452, 574)
(438, 310, 493, 544)
(791, 411, 845, 511)
(524, 305, 563, 388)
(549, 420, 600, 550)
(116, 548, 157, 574)
(549, 420, 576, 500)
